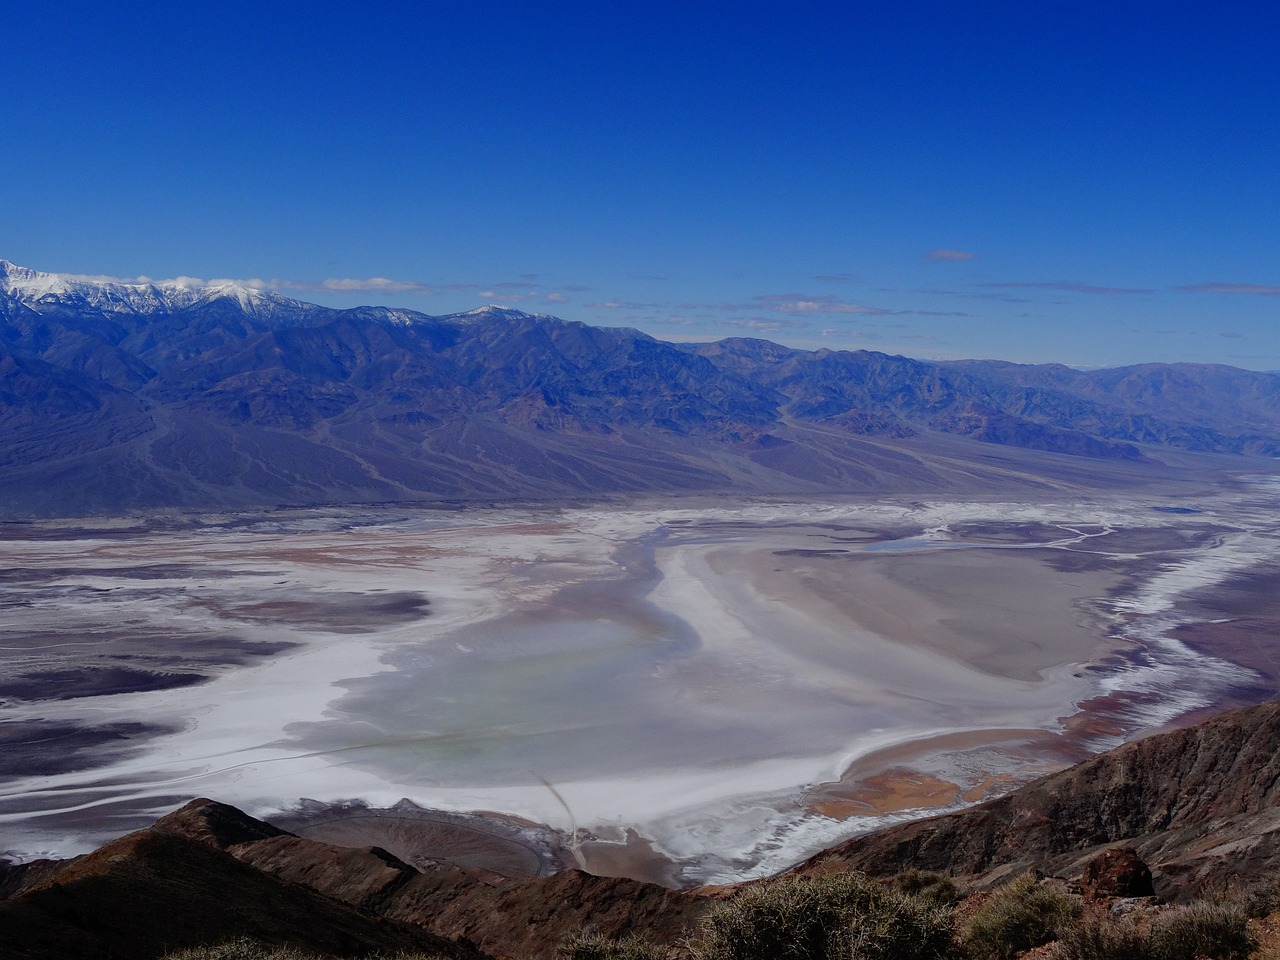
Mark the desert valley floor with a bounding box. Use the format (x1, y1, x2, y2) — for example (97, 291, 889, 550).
(3, 477, 1280, 886)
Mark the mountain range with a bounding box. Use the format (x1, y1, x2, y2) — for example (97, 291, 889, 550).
(4, 259, 1280, 515)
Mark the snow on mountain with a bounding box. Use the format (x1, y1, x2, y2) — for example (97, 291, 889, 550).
(0, 259, 315, 321)
(448, 305, 548, 323)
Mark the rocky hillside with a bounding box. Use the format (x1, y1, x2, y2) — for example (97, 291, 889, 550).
(792, 699, 1280, 900)
(0, 799, 704, 960)
(5, 260, 1280, 515)
(5, 701, 1280, 959)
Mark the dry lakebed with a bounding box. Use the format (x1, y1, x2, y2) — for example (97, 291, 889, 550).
(3, 479, 1280, 886)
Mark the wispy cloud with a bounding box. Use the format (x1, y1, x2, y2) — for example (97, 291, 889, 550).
(1180, 282, 1280, 295)
(586, 299, 666, 310)
(924, 249, 978, 263)
(320, 277, 433, 294)
(983, 281, 1153, 295)
(546, 291, 569, 303)
(723, 317, 811, 333)
(753, 293, 887, 315)
(813, 273, 853, 283)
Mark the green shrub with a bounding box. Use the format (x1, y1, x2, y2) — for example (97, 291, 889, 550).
(1149, 901, 1254, 960)
(560, 930, 670, 960)
(960, 873, 1081, 960)
(892, 869, 962, 907)
(695, 871, 952, 960)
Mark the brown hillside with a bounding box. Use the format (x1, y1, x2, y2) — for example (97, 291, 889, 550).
(792, 699, 1280, 898)
(158, 798, 706, 960)
(0, 823, 487, 960)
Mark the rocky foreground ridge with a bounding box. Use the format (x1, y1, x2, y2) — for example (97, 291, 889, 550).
(3, 700, 1280, 959)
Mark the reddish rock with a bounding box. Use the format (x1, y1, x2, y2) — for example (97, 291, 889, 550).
(1080, 847, 1154, 898)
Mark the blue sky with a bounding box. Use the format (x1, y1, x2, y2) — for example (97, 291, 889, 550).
(4, 2, 1279, 369)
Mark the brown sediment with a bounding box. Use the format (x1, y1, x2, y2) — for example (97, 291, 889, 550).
(961, 772, 1021, 802)
(811, 770, 961, 818)
(806, 727, 1060, 820)
(578, 828, 686, 888)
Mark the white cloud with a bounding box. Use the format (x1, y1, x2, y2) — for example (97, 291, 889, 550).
(477, 287, 543, 303)
(320, 277, 433, 295)
(754, 293, 886, 315)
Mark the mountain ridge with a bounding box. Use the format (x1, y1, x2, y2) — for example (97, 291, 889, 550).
(5, 260, 1280, 516)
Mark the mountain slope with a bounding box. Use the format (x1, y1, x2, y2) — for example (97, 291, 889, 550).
(0, 820, 488, 960)
(792, 699, 1280, 899)
(4, 260, 1280, 515)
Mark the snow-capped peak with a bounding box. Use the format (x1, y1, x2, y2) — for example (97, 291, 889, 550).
(0, 259, 304, 318)
(452, 304, 540, 322)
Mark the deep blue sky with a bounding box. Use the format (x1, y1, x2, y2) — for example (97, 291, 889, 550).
(5, 2, 1279, 368)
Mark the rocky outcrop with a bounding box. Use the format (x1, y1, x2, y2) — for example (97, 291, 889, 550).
(1079, 847, 1154, 899)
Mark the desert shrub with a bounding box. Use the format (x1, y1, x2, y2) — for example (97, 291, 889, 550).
(960, 873, 1081, 960)
(695, 871, 952, 960)
(1234, 875, 1280, 919)
(1053, 917, 1152, 960)
(892, 869, 962, 907)
(163, 939, 330, 960)
(163, 942, 449, 960)
(1148, 901, 1254, 960)
(560, 930, 670, 960)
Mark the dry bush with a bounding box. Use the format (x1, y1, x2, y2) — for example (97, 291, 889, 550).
(891, 869, 962, 907)
(163, 940, 330, 960)
(960, 873, 1081, 960)
(163, 940, 450, 960)
(1051, 898, 1256, 960)
(1234, 875, 1280, 920)
(560, 930, 670, 960)
(1148, 901, 1254, 960)
(695, 871, 952, 960)
(1052, 916, 1152, 960)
